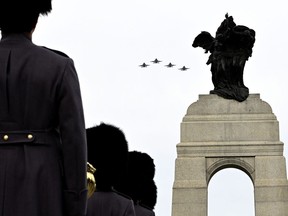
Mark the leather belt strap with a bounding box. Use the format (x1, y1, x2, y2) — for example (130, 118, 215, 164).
(0, 130, 59, 145)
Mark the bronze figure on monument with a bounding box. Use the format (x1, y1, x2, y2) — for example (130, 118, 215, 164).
(193, 14, 255, 102)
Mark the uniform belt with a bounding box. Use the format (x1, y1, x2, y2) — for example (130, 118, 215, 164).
(0, 130, 59, 145)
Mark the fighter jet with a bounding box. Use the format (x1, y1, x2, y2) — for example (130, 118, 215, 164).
(179, 66, 189, 71)
(151, 58, 162, 64)
(165, 62, 176, 68)
(139, 63, 149, 68)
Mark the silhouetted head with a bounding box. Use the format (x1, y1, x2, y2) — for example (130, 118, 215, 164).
(0, 0, 52, 33)
(86, 123, 129, 190)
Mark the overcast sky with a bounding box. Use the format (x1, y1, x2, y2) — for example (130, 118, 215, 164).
(34, 0, 288, 215)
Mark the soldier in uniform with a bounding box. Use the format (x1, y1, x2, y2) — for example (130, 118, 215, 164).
(120, 151, 157, 216)
(133, 181, 157, 216)
(86, 123, 136, 216)
(0, 1, 87, 216)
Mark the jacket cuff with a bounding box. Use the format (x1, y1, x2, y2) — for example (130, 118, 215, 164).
(63, 189, 88, 216)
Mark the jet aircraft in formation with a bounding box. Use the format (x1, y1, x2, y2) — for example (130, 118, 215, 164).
(139, 59, 189, 70)
(165, 62, 175, 68)
(151, 58, 162, 64)
(139, 63, 149, 68)
(179, 66, 189, 71)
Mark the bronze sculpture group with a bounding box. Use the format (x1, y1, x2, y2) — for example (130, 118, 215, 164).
(193, 14, 256, 102)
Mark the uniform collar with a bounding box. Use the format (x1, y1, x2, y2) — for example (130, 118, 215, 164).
(1, 33, 32, 43)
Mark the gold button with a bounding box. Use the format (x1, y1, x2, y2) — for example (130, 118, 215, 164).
(3, 135, 9, 141)
(27, 134, 33, 139)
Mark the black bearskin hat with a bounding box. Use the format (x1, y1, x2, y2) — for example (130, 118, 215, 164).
(121, 151, 157, 209)
(0, 0, 52, 32)
(138, 179, 157, 210)
(0, 0, 52, 15)
(86, 123, 129, 190)
(128, 150, 155, 180)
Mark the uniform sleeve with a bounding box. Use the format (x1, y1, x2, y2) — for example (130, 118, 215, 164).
(57, 58, 87, 216)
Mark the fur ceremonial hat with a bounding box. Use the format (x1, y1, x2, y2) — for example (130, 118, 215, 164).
(139, 180, 157, 209)
(120, 151, 157, 209)
(0, 0, 52, 32)
(128, 151, 155, 180)
(86, 123, 129, 189)
(0, 0, 52, 15)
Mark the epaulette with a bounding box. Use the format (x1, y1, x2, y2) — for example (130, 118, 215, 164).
(113, 189, 133, 200)
(42, 46, 69, 58)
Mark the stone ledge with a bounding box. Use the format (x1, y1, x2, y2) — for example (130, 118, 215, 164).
(186, 94, 273, 115)
(183, 113, 277, 122)
(173, 180, 207, 188)
(177, 141, 284, 146)
(255, 179, 288, 187)
(177, 141, 284, 157)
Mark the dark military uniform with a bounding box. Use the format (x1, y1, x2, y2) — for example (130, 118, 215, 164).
(134, 204, 155, 216)
(87, 190, 136, 216)
(0, 34, 87, 216)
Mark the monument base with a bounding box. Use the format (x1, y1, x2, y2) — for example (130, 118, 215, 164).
(172, 94, 288, 216)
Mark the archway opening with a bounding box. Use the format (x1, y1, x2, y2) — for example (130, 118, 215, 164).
(208, 168, 255, 216)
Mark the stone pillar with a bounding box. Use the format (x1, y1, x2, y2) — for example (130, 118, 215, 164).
(172, 157, 207, 216)
(171, 94, 288, 216)
(254, 156, 288, 216)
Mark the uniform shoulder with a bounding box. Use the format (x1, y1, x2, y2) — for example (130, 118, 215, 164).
(138, 203, 154, 211)
(113, 190, 133, 201)
(41, 46, 70, 58)
(135, 203, 155, 216)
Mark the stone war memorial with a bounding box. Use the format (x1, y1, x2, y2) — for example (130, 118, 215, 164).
(171, 14, 288, 216)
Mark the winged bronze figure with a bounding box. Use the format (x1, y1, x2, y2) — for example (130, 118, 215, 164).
(192, 14, 255, 102)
